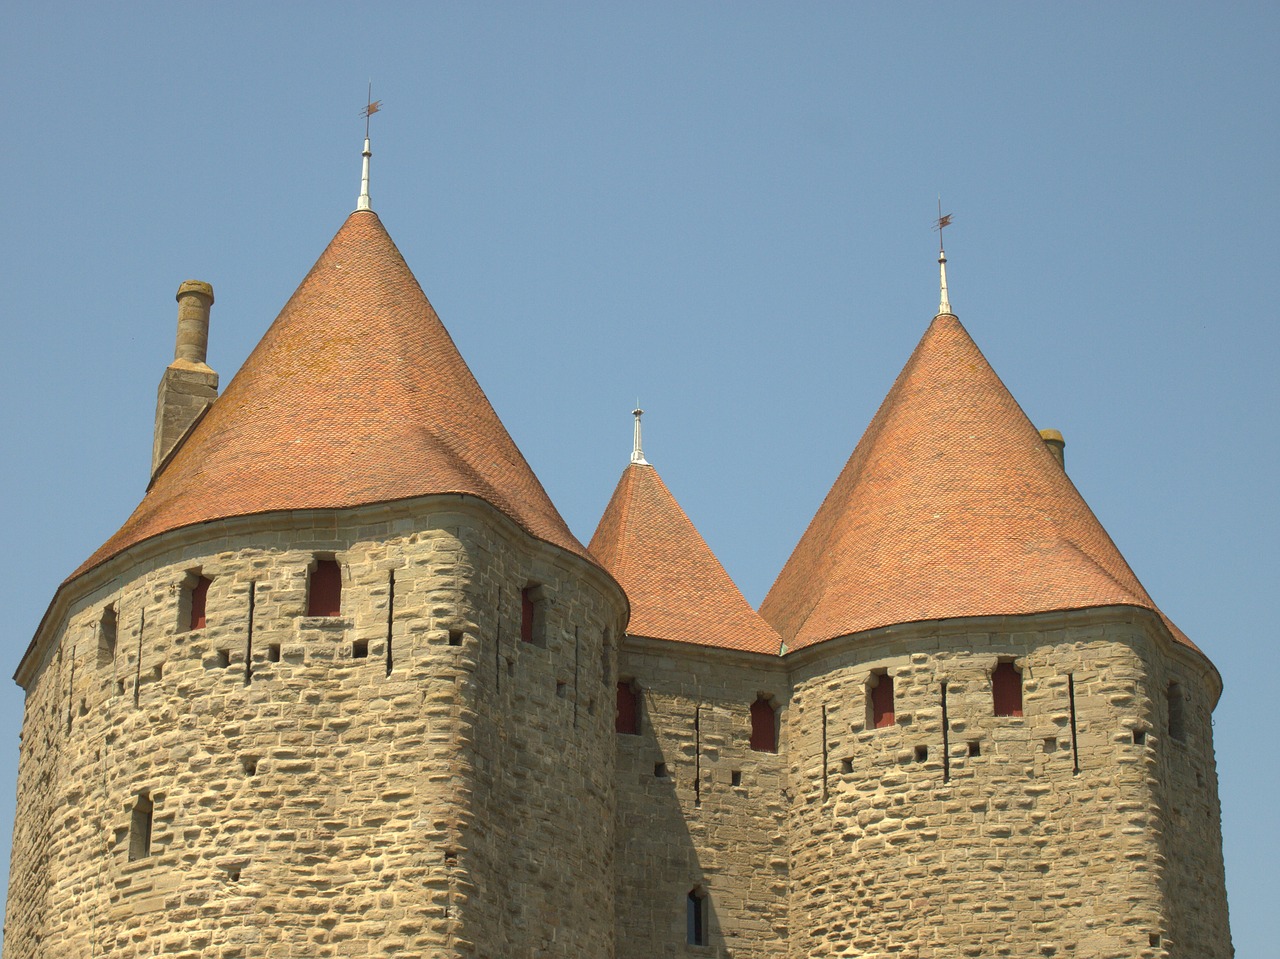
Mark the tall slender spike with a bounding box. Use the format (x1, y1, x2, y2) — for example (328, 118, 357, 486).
(935, 198, 953, 315)
(357, 83, 380, 212)
(631, 408, 649, 465)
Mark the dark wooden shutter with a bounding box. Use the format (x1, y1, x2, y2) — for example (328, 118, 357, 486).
(992, 662, 1023, 717)
(308, 560, 342, 617)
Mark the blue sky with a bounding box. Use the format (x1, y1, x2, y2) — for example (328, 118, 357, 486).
(1, 2, 1276, 953)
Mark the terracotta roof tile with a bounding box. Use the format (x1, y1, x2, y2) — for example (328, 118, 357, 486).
(590, 463, 779, 654)
(72, 210, 587, 579)
(760, 313, 1197, 654)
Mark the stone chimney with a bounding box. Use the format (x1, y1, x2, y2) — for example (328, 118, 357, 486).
(152, 281, 219, 480)
(1039, 428, 1066, 469)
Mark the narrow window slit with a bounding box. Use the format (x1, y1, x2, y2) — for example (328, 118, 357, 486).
(940, 680, 951, 783)
(128, 792, 153, 861)
(556, 680, 568, 699)
(267, 643, 281, 663)
(574, 626, 582, 728)
(1167, 681, 1186, 742)
(244, 581, 256, 686)
(821, 704, 829, 798)
(385, 569, 395, 676)
(133, 608, 146, 708)
(687, 888, 707, 946)
(694, 704, 702, 807)
(1067, 673, 1081, 774)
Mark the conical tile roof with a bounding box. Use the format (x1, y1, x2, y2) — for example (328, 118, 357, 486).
(760, 312, 1196, 653)
(590, 463, 779, 654)
(72, 210, 587, 579)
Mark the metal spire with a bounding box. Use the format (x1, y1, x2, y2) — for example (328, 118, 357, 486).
(357, 84, 382, 212)
(934, 199, 953, 316)
(631, 408, 649, 465)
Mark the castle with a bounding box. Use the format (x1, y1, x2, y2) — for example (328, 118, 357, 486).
(3, 141, 1232, 959)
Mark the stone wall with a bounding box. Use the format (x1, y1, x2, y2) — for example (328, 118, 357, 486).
(6, 512, 1231, 959)
(4, 498, 624, 959)
(614, 639, 790, 959)
(782, 608, 1229, 959)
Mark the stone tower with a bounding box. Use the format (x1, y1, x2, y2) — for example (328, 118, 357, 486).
(5, 163, 1230, 957)
(5, 207, 628, 957)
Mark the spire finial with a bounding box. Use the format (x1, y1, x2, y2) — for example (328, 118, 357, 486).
(357, 83, 382, 212)
(631, 407, 649, 465)
(934, 198, 953, 316)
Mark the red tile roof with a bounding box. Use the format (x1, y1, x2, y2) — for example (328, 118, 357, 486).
(71, 210, 588, 580)
(590, 463, 780, 654)
(760, 313, 1197, 653)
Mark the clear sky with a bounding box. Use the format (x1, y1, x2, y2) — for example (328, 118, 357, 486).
(1, 2, 1276, 954)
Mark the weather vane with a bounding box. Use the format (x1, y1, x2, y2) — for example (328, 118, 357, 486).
(356, 83, 381, 212)
(933, 197, 953, 315)
(933, 198, 953, 253)
(361, 82, 382, 138)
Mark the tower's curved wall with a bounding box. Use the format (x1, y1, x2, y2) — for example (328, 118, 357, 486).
(783, 608, 1230, 959)
(4, 498, 625, 959)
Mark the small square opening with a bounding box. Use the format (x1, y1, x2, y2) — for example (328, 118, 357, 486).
(267, 644, 281, 663)
(352, 640, 369, 659)
(556, 681, 568, 699)
(1043, 737, 1058, 754)
(914, 745, 928, 763)
(241, 757, 258, 776)
(968, 741, 981, 757)
(216, 649, 231, 668)
(731, 770, 742, 787)
(1132, 728, 1147, 746)
(448, 630, 463, 647)
(841, 757, 854, 773)
(654, 762, 668, 778)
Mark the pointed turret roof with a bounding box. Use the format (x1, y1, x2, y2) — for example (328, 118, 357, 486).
(590, 461, 779, 654)
(760, 312, 1196, 653)
(72, 210, 587, 579)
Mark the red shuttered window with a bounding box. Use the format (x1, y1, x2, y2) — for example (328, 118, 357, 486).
(749, 697, 777, 752)
(520, 588, 536, 643)
(189, 576, 211, 630)
(308, 560, 342, 617)
(870, 673, 895, 729)
(992, 661, 1023, 717)
(616, 681, 640, 735)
